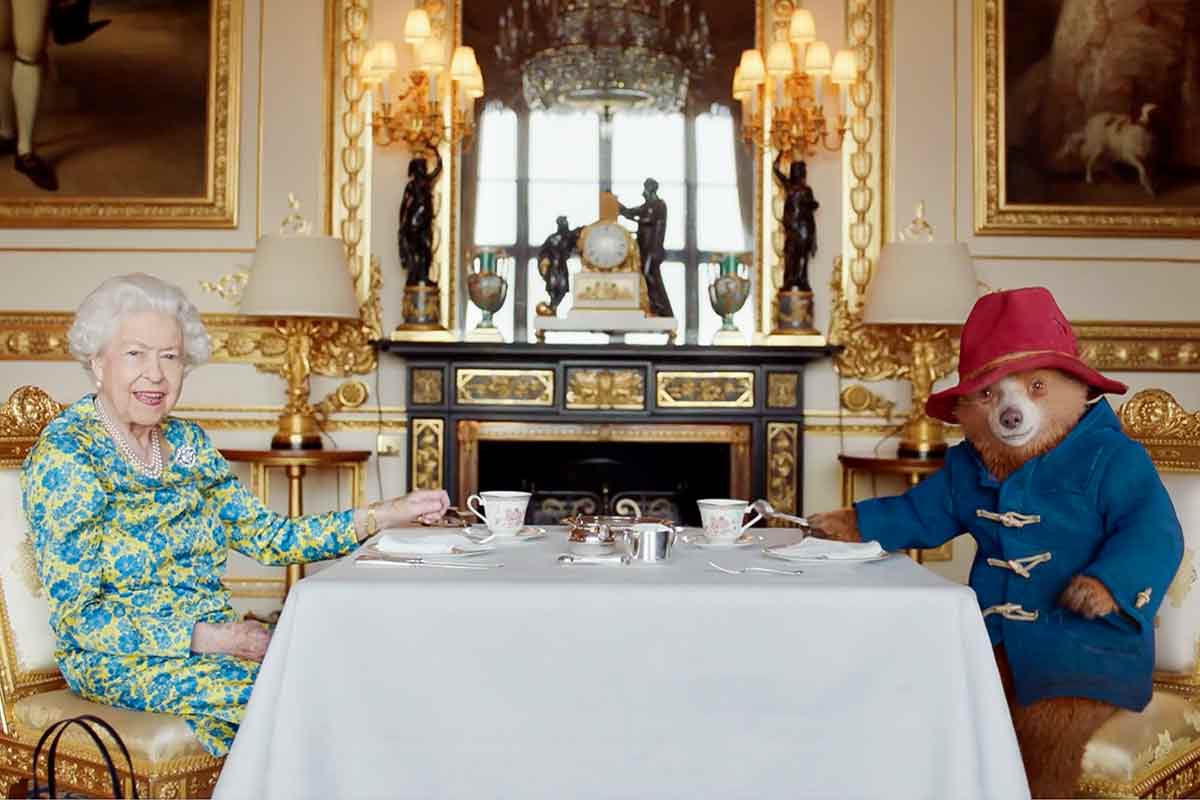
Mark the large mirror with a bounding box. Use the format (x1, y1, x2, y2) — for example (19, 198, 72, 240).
(459, 0, 757, 345)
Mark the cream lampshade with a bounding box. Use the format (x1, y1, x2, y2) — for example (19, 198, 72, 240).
(240, 215, 361, 450)
(862, 203, 978, 458)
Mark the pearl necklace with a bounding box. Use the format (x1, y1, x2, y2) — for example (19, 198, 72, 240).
(95, 397, 163, 479)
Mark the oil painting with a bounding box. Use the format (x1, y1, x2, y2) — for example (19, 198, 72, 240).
(977, 0, 1200, 236)
(0, 0, 239, 227)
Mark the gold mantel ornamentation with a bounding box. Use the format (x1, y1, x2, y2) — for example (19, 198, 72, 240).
(566, 368, 646, 411)
(766, 422, 799, 523)
(411, 369, 445, 405)
(411, 418, 444, 491)
(656, 372, 754, 408)
(766, 373, 799, 409)
(455, 369, 554, 406)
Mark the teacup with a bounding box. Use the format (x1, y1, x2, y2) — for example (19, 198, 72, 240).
(466, 490, 531, 537)
(696, 498, 763, 542)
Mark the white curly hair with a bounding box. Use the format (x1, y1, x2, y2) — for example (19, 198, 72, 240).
(68, 273, 211, 376)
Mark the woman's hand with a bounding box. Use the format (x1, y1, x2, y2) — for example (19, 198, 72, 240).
(378, 489, 451, 528)
(191, 621, 272, 661)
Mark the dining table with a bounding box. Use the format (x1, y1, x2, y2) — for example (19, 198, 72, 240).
(213, 527, 1030, 799)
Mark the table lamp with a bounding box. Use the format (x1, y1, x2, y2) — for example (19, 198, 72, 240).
(862, 203, 978, 458)
(239, 204, 362, 449)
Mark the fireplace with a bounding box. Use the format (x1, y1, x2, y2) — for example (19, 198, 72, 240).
(377, 340, 834, 520)
(463, 421, 752, 526)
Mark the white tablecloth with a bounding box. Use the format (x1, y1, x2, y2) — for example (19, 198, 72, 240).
(214, 530, 1029, 799)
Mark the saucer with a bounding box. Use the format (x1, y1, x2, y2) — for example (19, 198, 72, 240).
(682, 530, 757, 549)
(470, 525, 546, 542)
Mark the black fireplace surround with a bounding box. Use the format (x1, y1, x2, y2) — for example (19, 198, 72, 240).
(376, 341, 836, 524)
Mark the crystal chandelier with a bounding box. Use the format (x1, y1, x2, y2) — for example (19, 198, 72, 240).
(496, 0, 714, 125)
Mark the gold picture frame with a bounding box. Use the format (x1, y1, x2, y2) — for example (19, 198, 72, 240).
(974, 0, 1200, 238)
(0, 0, 242, 229)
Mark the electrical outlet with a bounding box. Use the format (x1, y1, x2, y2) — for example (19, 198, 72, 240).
(376, 434, 403, 456)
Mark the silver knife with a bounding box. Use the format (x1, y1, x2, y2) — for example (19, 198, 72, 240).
(355, 554, 503, 569)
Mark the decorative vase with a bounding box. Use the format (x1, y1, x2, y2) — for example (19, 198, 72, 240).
(466, 247, 510, 342)
(706, 253, 751, 345)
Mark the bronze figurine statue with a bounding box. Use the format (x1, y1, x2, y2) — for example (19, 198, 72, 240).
(773, 152, 819, 292)
(398, 149, 443, 287)
(536, 215, 581, 316)
(619, 178, 673, 318)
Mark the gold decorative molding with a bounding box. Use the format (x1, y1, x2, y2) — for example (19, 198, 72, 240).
(1077, 323, 1200, 373)
(766, 373, 799, 409)
(766, 422, 799, 522)
(1078, 734, 1200, 799)
(840, 384, 895, 419)
(455, 369, 554, 406)
(566, 368, 646, 411)
(0, 0, 240, 228)
(973, 0, 1200, 238)
(411, 368, 445, 405)
(411, 418, 444, 491)
(656, 372, 754, 408)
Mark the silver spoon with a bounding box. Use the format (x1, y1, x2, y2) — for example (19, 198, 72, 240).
(751, 499, 812, 529)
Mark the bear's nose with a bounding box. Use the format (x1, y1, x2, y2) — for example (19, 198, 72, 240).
(999, 407, 1024, 431)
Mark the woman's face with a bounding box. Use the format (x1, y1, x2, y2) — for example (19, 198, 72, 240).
(91, 311, 185, 429)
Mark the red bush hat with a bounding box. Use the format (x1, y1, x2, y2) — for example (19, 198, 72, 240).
(926, 287, 1127, 423)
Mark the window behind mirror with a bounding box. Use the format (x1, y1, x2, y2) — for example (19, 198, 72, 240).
(468, 104, 750, 344)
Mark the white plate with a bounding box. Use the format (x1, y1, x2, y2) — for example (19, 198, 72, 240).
(762, 544, 889, 564)
(470, 525, 547, 543)
(680, 530, 757, 549)
(365, 542, 494, 559)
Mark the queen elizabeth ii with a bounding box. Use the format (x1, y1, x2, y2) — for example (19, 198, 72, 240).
(20, 273, 449, 756)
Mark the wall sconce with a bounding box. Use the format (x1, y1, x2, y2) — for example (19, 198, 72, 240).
(732, 8, 856, 157)
(365, 8, 484, 151)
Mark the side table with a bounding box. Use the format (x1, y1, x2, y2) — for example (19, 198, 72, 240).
(221, 449, 371, 596)
(837, 453, 952, 563)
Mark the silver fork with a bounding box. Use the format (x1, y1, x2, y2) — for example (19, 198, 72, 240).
(708, 560, 804, 576)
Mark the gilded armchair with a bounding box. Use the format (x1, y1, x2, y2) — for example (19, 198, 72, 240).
(1075, 389, 1200, 798)
(0, 386, 223, 799)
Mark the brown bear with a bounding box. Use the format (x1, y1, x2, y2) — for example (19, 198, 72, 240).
(810, 287, 1183, 798)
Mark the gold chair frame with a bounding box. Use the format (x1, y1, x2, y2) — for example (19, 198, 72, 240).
(0, 386, 223, 798)
(1074, 389, 1200, 798)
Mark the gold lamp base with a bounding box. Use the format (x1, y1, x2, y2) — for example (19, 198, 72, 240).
(897, 413, 949, 459)
(271, 410, 324, 450)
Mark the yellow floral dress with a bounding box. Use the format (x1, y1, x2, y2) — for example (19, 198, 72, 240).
(20, 396, 358, 756)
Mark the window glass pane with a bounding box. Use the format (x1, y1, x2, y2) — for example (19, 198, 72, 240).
(474, 181, 516, 246)
(612, 181, 684, 251)
(530, 111, 599, 181)
(478, 107, 518, 180)
(612, 113, 685, 182)
(696, 185, 746, 252)
(696, 111, 737, 184)
(528, 183, 599, 247)
(463, 254, 517, 343)
(527, 257, 607, 344)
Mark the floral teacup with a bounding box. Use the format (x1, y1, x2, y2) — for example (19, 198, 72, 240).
(696, 498, 763, 542)
(466, 491, 531, 537)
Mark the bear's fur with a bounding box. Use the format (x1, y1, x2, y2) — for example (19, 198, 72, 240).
(810, 368, 1122, 798)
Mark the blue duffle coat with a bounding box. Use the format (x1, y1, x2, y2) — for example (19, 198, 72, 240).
(856, 399, 1183, 711)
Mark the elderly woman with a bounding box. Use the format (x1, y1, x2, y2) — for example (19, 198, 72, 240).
(20, 273, 449, 756)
